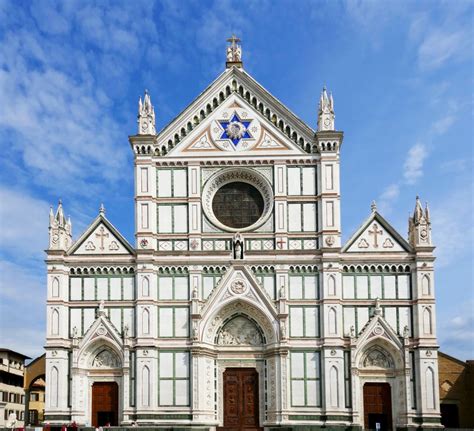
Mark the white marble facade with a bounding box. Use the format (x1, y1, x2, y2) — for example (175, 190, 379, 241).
(45, 40, 441, 430)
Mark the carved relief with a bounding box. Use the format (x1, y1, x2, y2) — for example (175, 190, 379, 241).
(361, 346, 394, 369)
(383, 238, 394, 248)
(92, 349, 121, 368)
(358, 238, 369, 248)
(217, 316, 263, 346)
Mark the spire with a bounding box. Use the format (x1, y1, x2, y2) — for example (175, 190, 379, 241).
(137, 89, 156, 135)
(49, 206, 54, 227)
(226, 35, 243, 68)
(317, 86, 335, 131)
(48, 200, 73, 251)
(408, 196, 432, 247)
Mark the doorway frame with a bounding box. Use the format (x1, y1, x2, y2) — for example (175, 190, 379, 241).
(363, 382, 393, 431)
(217, 358, 266, 428)
(87, 375, 122, 427)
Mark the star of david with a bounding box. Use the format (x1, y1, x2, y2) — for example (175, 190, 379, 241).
(218, 111, 253, 146)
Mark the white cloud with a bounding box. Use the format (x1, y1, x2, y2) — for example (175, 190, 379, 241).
(431, 188, 474, 267)
(377, 183, 400, 215)
(439, 301, 474, 360)
(418, 28, 465, 71)
(0, 186, 49, 260)
(403, 143, 428, 184)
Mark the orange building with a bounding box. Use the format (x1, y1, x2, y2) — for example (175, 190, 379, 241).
(438, 351, 474, 428)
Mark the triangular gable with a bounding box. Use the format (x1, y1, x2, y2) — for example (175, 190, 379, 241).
(343, 211, 412, 253)
(169, 94, 305, 157)
(79, 310, 123, 349)
(68, 214, 134, 256)
(200, 264, 277, 322)
(154, 67, 315, 155)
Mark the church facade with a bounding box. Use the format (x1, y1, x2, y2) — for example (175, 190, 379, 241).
(45, 39, 441, 430)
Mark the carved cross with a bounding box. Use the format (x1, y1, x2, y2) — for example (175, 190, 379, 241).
(95, 226, 109, 250)
(368, 223, 383, 248)
(276, 238, 286, 249)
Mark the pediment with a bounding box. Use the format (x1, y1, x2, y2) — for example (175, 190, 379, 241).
(150, 67, 315, 156)
(199, 265, 278, 333)
(356, 308, 403, 351)
(343, 211, 411, 253)
(68, 214, 134, 256)
(167, 95, 307, 157)
(76, 310, 124, 368)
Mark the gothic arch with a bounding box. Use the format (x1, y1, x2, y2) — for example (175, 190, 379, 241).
(422, 274, 431, 296)
(51, 309, 59, 335)
(329, 366, 339, 407)
(52, 277, 60, 297)
(423, 307, 432, 334)
(215, 314, 265, 346)
(142, 276, 150, 297)
(142, 308, 150, 335)
(425, 366, 436, 409)
(142, 365, 150, 407)
(77, 334, 123, 370)
(327, 274, 336, 296)
(328, 307, 337, 335)
(201, 299, 277, 345)
(360, 345, 395, 370)
(90, 347, 121, 369)
(50, 366, 59, 407)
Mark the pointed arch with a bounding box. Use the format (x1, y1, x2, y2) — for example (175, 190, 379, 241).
(425, 366, 436, 409)
(327, 275, 336, 296)
(142, 308, 150, 335)
(423, 307, 432, 335)
(142, 365, 151, 407)
(142, 276, 150, 297)
(422, 274, 431, 296)
(328, 307, 337, 335)
(50, 366, 59, 407)
(51, 309, 59, 335)
(52, 277, 60, 297)
(329, 366, 339, 408)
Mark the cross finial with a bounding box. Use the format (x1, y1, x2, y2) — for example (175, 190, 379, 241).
(371, 200, 377, 212)
(226, 34, 243, 68)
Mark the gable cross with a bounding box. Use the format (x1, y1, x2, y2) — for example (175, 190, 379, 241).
(368, 223, 383, 248)
(95, 226, 109, 250)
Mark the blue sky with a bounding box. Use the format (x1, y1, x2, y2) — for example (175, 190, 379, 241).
(0, 0, 472, 360)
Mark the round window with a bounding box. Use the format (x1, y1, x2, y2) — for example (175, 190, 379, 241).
(212, 182, 264, 229)
(202, 168, 273, 232)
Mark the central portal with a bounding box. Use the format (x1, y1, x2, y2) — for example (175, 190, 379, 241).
(91, 382, 118, 427)
(363, 383, 393, 431)
(220, 368, 261, 431)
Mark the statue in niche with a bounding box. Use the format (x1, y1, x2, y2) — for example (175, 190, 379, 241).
(363, 347, 393, 369)
(217, 316, 263, 346)
(92, 348, 120, 368)
(232, 233, 244, 259)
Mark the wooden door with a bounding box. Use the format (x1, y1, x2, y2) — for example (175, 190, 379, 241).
(220, 368, 261, 431)
(91, 382, 118, 427)
(363, 383, 392, 431)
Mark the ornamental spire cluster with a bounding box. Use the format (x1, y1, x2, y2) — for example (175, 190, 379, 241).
(317, 86, 335, 131)
(48, 200, 73, 250)
(137, 89, 156, 135)
(408, 196, 432, 247)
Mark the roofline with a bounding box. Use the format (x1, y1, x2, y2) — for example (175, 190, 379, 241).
(0, 348, 31, 359)
(154, 66, 316, 147)
(25, 353, 46, 368)
(439, 351, 469, 366)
